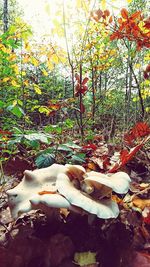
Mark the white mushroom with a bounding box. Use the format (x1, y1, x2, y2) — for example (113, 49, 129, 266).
(56, 173, 119, 219)
(84, 171, 131, 195)
(7, 164, 130, 220)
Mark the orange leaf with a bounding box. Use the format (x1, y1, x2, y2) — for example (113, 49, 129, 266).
(38, 190, 57, 195)
(121, 8, 128, 19)
(109, 16, 113, 23)
(130, 11, 141, 20)
(104, 9, 110, 17)
(132, 196, 150, 210)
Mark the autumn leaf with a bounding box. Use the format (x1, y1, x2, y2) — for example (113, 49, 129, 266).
(75, 73, 80, 82)
(82, 144, 97, 150)
(121, 8, 128, 19)
(2, 77, 10, 82)
(38, 190, 56, 195)
(82, 77, 89, 85)
(132, 196, 150, 210)
(103, 9, 110, 17)
(130, 11, 141, 20)
(80, 103, 85, 113)
(124, 122, 150, 145)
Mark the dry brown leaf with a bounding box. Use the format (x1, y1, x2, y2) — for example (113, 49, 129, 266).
(132, 196, 150, 210)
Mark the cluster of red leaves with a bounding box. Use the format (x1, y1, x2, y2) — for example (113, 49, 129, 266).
(90, 8, 113, 24)
(144, 64, 150, 80)
(110, 8, 150, 50)
(124, 122, 150, 146)
(74, 73, 89, 97)
(108, 122, 150, 173)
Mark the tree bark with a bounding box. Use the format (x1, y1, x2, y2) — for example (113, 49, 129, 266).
(3, 0, 8, 32)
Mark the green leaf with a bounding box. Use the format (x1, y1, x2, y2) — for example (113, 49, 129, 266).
(12, 127, 23, 134)
(24, 133, 51, 144)
(35, 153, 55, 168)
(0, 100, 4, 108)
(7, 105, 25, 118)
(70, 153, 86, 164)
(57, 144, 73, 152)
(64, 141, 81, 149)
(74, 252, 97, 266)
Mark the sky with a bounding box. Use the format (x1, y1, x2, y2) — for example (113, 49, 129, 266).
(17, 0, 128, 40)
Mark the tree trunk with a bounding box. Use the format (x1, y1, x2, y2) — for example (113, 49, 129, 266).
(3, 0, 8, 32)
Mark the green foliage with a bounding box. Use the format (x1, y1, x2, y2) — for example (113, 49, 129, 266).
(35, 153, 55, 168)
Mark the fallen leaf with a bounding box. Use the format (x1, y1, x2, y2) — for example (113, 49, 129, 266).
(132, 196, 150, 210)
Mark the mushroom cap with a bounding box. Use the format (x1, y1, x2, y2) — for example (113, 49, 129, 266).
(7, 164, 68, 218)
(7, 164, 130, 220)
(56, 173, 119, 219)
(84, 171, 131, 194)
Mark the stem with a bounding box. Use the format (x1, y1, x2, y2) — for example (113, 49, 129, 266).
(79, 64, 84, 140)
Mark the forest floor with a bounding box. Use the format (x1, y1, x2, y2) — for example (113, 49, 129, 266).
(0, 129, 150, 267)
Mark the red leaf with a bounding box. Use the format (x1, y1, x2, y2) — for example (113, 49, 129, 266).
(80, 103, 85, 113)
(144, 71, 149, 80)
(146, 64, 150, 72)
(124, 122, 150, 145)
(82, 77, 89, 85)
(130, 11, 141, 20)
(104, 9, 110, 17)
(110, 32, 120, 40)
(121, 8, 128, 19)
(108, 135, 150, 173)
(131, 122, 150, 139)
(75, 83, 80, 92)
(81, 85, 88, 94)
(0, 130, 12, 136)
(75, 73, 80, 82)
(82, 144, 97, 150)
(144, 18, 150, 29)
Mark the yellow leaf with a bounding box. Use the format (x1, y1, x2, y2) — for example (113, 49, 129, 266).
(23, 80, 29, 86)
(127, 0, 132, 3)
(25, 42, 31, 52)
(101, 0, 106, 10)
(3, 77, 10, 82)
(146, 107, 150, 113)
(134, 63, 141, 69)
(42, 69, 48, 76)
(22, 54, 30, 63)
(51, 54, 59, 64)
(9, 53, 17, 61)
(13, 100, 17, 106)
(22, 71, 26, 76)
(74, 252, 97, 266)
(144, 53, 150, 61)
(47, 61, 54, 71)
(11, 80, 20, 87)
(13, 65, 19, 75)
(33, 84, 42, 94)
(31, 57, 39, 67)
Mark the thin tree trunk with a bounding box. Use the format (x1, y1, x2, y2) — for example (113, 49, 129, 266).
(3, 0, 8, 32)
(92, 66, 95, 121)
(129, 63, 145, 117)
(79, 64, 84, 139)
